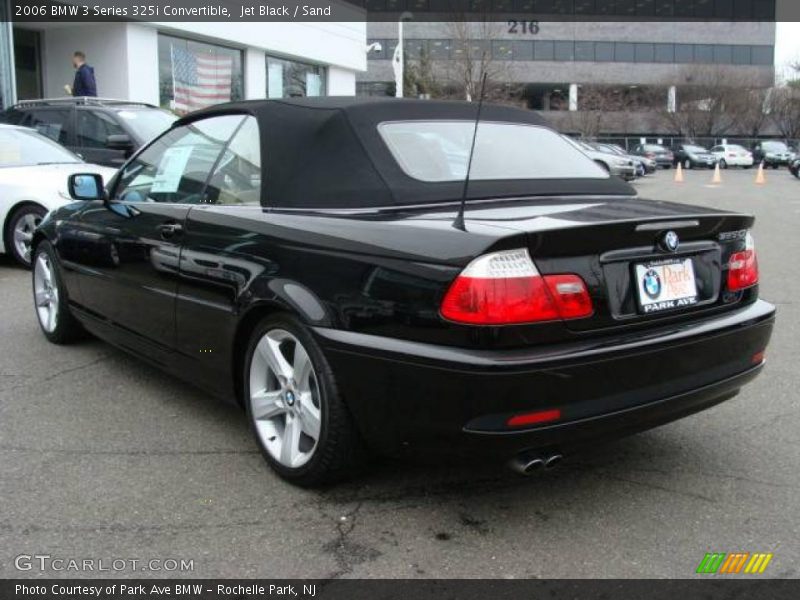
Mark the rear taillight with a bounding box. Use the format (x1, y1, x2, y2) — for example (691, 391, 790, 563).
(440, 248, 593, 325)
(727, 232, 759, 291)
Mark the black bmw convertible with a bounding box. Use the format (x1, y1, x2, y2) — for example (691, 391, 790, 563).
(30, 98, 775, 485)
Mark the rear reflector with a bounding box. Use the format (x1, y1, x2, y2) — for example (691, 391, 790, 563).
(752, 351, 765, 364)
(507, 409, 562, 428)
(728, 232, 759, 292)
(440, 248, 593, 325)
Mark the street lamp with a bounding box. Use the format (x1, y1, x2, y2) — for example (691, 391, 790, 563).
(392, 12, 413, 98)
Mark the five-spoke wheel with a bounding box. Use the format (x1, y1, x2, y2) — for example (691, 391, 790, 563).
(33, 251, 59, 334)
(6, 204, 46, 267)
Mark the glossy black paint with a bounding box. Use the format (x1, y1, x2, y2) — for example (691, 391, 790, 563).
(33, 101, 776, 460)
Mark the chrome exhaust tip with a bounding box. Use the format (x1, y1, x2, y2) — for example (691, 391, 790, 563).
(510, 451, 563, 476)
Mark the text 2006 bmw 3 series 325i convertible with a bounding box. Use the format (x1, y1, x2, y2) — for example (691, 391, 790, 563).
(30, 98, 775, 486)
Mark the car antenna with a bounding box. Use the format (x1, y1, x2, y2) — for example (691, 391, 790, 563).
(453, 72, 488, 232)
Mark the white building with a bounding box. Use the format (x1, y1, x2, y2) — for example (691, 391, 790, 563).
(0, 4, 366, 109)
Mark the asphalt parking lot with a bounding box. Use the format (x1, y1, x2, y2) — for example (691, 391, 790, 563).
(1, 167, 799, 579)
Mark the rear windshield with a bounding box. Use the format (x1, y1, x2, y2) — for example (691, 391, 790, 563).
(762, 141, 788, 152)
(114, 108, 177, 143)
(378, 121, 609, 182)
(683, 145, 707, 153)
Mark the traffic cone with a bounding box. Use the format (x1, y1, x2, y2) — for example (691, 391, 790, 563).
(711, 163, 722, 184)
(755, 162, 766, 185)
(674, 162, 684, 183)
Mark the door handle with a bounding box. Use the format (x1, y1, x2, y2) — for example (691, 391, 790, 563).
(157, 222, 183, 238)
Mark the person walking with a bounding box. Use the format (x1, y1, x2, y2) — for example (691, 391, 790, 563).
(65, 51, 97, 97)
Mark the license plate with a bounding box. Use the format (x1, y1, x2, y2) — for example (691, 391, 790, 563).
(635, 258, 698, 314)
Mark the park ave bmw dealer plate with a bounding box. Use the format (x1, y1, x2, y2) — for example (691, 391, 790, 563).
(635, 258, 698, 314)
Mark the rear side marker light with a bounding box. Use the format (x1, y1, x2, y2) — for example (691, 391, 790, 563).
(507, 409, 562, 428)
(728, 232, 759, 292)
(752, 351, 765, 365)
(440, 248, 593, 325)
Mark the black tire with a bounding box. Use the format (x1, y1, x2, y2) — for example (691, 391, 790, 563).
(5, 203, 47, 268)
(243, 313, 365, 486)
(684, 159, 692, 170)
(31, 241, 84, 344)
(663, 164, 672, 170)
(719, 159, 728, 169)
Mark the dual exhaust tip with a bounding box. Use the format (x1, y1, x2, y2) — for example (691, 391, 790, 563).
(509, 451, 563, 476)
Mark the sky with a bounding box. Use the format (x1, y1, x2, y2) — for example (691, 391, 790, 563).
(775, 22, 800, 81)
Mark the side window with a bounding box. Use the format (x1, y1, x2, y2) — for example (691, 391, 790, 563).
(28, 109, 71, 145)
(77, 110, 126, 148)
(113, 115, 245, 204)
(204, 116, 261, 206)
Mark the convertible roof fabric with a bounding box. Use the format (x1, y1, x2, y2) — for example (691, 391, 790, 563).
(181, 97, 635, 209)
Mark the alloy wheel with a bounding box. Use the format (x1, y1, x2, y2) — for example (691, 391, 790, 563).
(13, 212, 42, 265)
(33, 252, 59, 333)
(248, 329, 322, 469)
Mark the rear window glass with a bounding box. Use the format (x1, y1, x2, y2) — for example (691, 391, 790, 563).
(378, 121, 609, 183)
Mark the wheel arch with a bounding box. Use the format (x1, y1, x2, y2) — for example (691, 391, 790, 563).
(2, 200, 48, 254)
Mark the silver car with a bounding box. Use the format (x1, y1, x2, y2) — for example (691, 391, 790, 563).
(562, 136, 637, 181)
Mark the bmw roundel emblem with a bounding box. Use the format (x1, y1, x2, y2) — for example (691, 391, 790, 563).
(643, 269, 662, 299)
(662, 230, 680, 253)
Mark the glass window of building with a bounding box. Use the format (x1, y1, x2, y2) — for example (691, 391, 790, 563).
(512, 40, 534, 61)
(731, 45, 751, 65)
(554, 41, 574, 61)
(694, 45, 714, 63)
(635, 43, 655, 62)
(750, 45, 773, 65)
(575, 41, 594, 61)
(614, 0, 636, 15)
(406, 39, 428, 60)
(266, 56, 326, 99)
(594, 42, 614, 61)
(654, 0, 674, 16)
(492, 40, 513, 60)
(674, 44, 694, 63)
(636, 0, 656, 15)
(428, 39, 451, 59)
(713, 44, 733, 64)
(158, 34, 243, 114)
(534, 41, 555, 61)
(614, 42, 635, 62)
(654, 43, 674, 63)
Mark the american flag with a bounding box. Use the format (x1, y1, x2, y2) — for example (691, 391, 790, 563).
(171, 45, 233, 114)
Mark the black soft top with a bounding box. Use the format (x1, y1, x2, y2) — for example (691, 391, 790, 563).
(181, 97, 634, 209)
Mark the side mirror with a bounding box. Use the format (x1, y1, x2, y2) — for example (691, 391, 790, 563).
(106, 133, 133, 151)
(68, 173, 105, 201)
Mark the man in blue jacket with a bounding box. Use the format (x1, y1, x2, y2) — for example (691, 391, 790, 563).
(69, 51, 97, 97)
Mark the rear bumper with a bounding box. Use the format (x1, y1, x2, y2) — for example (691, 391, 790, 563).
(316, 300, 775, 458)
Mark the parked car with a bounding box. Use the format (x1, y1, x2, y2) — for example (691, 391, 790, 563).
(31, 98, 775, 486)
(593, 143, 656, 175)
(709, 144, 755, 169)
(631, 144, 674, 169)
(0, 124, 116, 267)
(752, 140, 793, 169)
(1, 97, 177, 168)
(562, 136, 637, 181)
(672, 143, 718, 169)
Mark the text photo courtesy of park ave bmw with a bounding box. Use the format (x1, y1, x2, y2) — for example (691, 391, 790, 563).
(0, 0, 799, 597)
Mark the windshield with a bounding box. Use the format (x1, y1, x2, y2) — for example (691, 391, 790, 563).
(378, 121, 608, 182)
(114, 108, 177, 143)
(762, 141, 788, 152)
(0, 127, 81, 167)
(684, 145, 707, 153)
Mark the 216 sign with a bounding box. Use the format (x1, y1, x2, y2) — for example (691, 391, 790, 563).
(507, 20, 540, 34)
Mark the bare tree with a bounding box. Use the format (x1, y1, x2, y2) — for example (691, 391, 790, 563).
(768, 86, 800, 140)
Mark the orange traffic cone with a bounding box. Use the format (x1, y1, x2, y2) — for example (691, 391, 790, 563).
(755, 162, 766, 185)
(711, 162, 722, 184)
(674, 162, 684, 183)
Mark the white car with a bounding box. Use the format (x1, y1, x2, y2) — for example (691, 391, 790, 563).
(0, 124, 116, 267)
(710, 144, 755, 169)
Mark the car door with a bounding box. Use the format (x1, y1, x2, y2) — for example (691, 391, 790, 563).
(70, 114, 247, 350)
(75, 109, 129, 167)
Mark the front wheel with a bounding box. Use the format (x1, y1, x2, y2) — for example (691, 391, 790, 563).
(5, 204, 46, 268)
(719, 159, 728, 169)
(244, 314, 364, 486)
(684, 159, 692, 170)
(31, 241, 84, 344)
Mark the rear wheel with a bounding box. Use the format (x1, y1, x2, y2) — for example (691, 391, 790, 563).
(31, 241, 84, 344)
(684, 159, 692, 170)
(719, 159, 728, 169)
(243, 314, 364, 486)
(5, 204, 46, 268)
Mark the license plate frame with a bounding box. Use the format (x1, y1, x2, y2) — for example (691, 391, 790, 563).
(635, 258, 699, 314)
